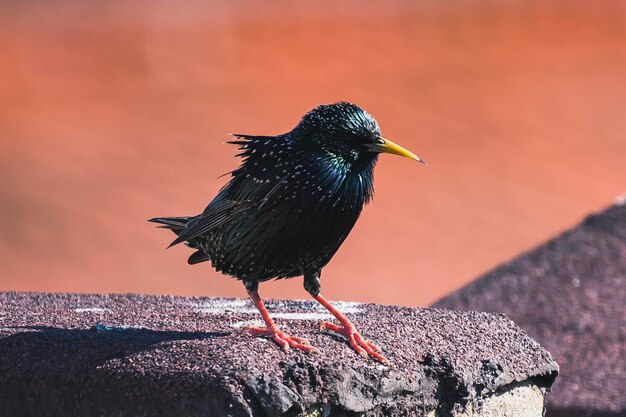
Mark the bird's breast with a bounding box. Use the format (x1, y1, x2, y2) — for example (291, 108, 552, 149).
(205, 161, 374, 280)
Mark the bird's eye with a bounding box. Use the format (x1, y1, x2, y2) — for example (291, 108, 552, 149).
(375, 138, 385, 145)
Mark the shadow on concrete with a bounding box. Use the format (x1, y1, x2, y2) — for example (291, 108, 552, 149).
(0, 325, 229, 368)
(0, 325, 237, 416)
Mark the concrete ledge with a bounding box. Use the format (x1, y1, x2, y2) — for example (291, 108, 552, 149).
(0, 292, 557, 416)
(434, 200, 626, 416)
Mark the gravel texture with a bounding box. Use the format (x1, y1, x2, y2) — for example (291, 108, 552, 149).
(0, 292, 557, 416)
(434, 200, 626, 416)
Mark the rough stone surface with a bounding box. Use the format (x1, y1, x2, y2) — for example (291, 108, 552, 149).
(452, 383, 544, 417)
(0, 292, 557, 417)
(434, 200, 626, 417)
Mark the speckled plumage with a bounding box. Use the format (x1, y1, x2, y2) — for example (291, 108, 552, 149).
(151, 102, 423, 362)
(151, 102, 381, 284)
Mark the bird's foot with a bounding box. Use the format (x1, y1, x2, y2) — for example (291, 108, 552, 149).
(244, 326, 321, 354)
(319, 321, 389, 365)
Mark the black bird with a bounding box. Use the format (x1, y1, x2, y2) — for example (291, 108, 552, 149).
(150, 102, 425, 364)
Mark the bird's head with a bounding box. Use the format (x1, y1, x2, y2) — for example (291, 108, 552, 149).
(294, 102, 426, 169)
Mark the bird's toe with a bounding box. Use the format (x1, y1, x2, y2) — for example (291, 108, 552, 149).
(318, 321, 389, 365)
(318, 321, 342, 333)
(244, 325, 320, 354)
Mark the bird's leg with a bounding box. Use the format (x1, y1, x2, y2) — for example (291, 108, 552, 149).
(314, 293, 388, 364)
(243, 283, 320, 354)
(304, 272, 389, 364)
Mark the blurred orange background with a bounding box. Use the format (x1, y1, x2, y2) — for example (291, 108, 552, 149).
(0, 0, 624, 307)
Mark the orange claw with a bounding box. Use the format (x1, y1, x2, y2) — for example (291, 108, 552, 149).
(244, 325, 321, 354)
(314, 293, 389, 365)
(245, 288, 321, 354)
(319, 320, 389, 365)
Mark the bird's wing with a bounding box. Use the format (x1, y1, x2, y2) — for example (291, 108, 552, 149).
(167, 191, 252, 248)
(168, 134, 292, 247)
(168, 175, 285, 248)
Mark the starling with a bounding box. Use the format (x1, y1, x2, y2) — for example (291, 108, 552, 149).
(150, 102, 425, 364)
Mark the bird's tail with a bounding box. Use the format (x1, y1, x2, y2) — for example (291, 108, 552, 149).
(148, 216, 194, 235)
(149, 216, 211, 264)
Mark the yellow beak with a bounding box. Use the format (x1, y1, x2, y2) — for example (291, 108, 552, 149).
(367, 137, 427, 166)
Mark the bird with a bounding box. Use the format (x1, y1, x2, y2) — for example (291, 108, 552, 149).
(149, 102, 425, 364)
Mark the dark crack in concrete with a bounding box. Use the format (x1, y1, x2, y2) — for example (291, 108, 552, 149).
(434, 200, 626, 417)
(0, 292, 557, 416)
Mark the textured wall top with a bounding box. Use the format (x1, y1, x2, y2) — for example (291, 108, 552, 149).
(0, 292, 557, 417)
(434, 200, 626, 416)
